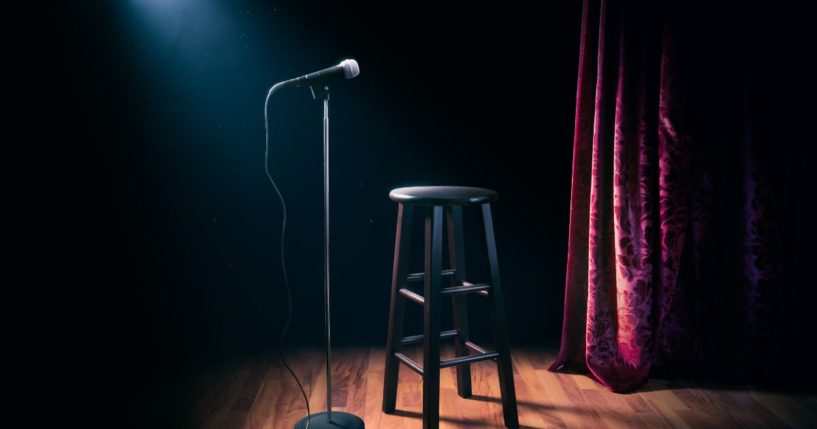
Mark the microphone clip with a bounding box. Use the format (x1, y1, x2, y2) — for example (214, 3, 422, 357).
(309, 84, 330, 101)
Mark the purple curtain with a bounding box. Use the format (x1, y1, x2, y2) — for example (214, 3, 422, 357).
(549, 0, 807, 392)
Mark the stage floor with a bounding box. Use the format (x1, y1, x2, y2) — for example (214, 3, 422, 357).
(191, 346, 817, 429)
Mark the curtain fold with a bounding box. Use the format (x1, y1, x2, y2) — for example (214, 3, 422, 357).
(550, 0, 799, 392)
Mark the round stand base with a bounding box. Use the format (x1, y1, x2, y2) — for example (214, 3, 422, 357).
(294, 411, 365, 429)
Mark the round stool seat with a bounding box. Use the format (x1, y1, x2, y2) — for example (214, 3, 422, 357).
(389, 186, 498, 205)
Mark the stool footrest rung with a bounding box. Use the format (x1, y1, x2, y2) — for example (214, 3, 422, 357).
(463, 281, 491, 297)
(394, 352, 424, 375)
(399, 288, 425, 304)
(464, 341, 490, 354)
(395, 349, 500, 374)
(407, 269, 455, 282)
(440, 351, 500, 368)
(399, 283, 490, 305)
(441, 283, 491, 296)
(401, 330, 459, 346)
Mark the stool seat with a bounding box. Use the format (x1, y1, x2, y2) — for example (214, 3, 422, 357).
(389, 186, 498, 205)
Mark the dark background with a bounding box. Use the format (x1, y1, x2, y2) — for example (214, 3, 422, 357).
(37, 1, 580, 424)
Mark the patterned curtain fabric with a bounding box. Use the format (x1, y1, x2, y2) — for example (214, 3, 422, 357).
(549, 0, 804, 392)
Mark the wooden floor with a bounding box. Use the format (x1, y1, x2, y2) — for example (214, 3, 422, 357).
(193, 346, 817, 429)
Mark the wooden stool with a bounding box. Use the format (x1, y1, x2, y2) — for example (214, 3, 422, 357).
(382, 186, 519, 429)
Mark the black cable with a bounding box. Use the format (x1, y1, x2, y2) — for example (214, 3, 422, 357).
(262, 84, 311, 429)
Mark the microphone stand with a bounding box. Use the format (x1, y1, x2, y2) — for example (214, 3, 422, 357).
(294, 84, 365, 429)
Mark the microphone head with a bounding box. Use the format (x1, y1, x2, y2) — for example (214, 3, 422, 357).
(339, 59, 360, 79)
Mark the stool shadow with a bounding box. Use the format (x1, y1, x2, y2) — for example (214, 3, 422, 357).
(469, 394, 555, 411)
(471, 394, 664, 427)
(389, 409, 501, 427)
(387, 393, 668, 428)
(390, 408, 559, 429)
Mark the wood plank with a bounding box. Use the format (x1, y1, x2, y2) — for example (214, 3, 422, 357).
(510, 353, 554, 429)
(244, 360, 285, 429)
(670, 380, 743, 429)
(192, 358, 248, 427)
(749, 389, 817, 429)
(338, 348, 370, 419)
(642, 382, 694, 429)
(621, 390, 673, 428)
(533, 355, 593, 429)
(277, 350, 321, 429)
(221, 356, 268, 429)
(581, 387, 651, 429)
(364, 348, 387, 428)
(200, 358, 255, 429)
(557, 369, 611, 429)
(399, 345, 423, 409)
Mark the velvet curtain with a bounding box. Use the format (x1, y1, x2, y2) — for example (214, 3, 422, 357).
(550, 0, 807, 392)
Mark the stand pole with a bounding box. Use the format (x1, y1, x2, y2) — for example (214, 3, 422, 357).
(322, 87, 333, 422)
(294, 85, 364, 429)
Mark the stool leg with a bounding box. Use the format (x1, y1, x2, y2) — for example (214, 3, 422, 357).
(446, 206, 472, 398)
(383, 203, 413, 413)
(482, 203, 519, 428)
(422, 205, 444, 429)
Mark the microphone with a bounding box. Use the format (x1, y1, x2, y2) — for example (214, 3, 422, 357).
(279, 59, 360, 88)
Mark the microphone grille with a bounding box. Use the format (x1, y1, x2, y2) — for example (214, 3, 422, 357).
(339, 59, 360, 79)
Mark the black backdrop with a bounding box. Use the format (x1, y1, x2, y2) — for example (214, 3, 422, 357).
(38, 1, 580, 424)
